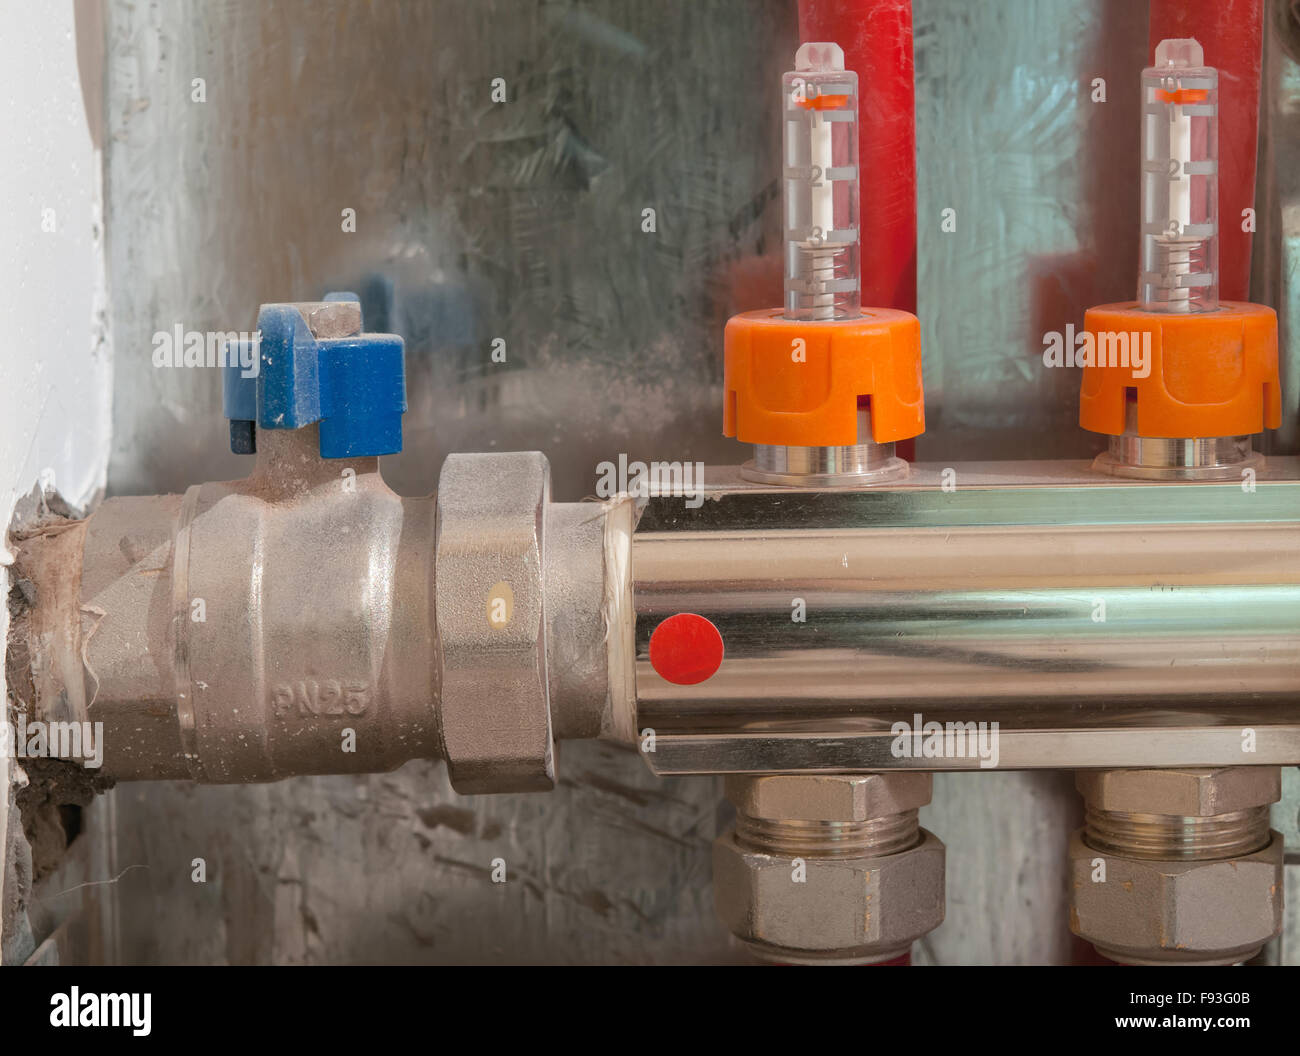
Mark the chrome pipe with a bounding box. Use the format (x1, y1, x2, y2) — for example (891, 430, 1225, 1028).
(1093, 402, 1261, 480)
(745, 408, 909, 486)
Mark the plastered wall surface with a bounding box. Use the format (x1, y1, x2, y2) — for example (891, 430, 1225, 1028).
(1, 0, 113, 963)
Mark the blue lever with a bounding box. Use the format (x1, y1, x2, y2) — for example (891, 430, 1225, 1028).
(223, 292, 406, 458)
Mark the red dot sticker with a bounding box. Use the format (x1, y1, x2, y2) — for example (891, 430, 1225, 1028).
(648, 613, 724, 686)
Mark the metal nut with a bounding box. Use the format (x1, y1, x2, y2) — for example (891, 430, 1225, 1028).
(713, 829, 945, 960)
(725, 772, 933, 823)
(290, 299, 362, 339)
(1076, 767, 1281, 817)
(436, 452, 554, 793)
(1068, 829, 1284, 964)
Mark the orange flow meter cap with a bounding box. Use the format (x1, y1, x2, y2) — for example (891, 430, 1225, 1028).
(1079, 301, 1280, 438)
(723, 308, 925, 447)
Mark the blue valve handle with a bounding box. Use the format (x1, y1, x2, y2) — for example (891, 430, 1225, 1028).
(223, 292, 406, 458)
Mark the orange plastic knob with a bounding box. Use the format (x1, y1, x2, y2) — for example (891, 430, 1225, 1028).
(1079, 302, 1280, 438)
(723, 308, 925, 447)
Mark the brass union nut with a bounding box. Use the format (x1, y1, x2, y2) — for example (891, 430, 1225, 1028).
(436, 452, 555, 794)
(712, 828, 945, 958)
(724, 772, 932, 823)
(1068, 829, 1284, 965)
(1075, 767, 1280, 818)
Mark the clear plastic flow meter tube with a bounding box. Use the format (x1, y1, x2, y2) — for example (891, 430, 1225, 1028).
(1139, 38, 1219, 313)
(783, 42, 861, 321)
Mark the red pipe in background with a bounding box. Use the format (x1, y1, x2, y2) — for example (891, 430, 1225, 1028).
(1148, 0, 1264, 302)
(790, 5, 919, 907)
(799, 0, 917, 460)
(798, 0, 917, 315)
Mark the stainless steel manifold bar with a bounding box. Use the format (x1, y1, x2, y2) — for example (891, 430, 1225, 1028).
(8, 451, 1300, 788)
(632, 462, 1300, 775)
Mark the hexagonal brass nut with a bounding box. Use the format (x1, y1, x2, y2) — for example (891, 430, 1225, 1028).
(724, 772, 933, 823)
(713, 829, 945, 959)
(1068, 829, 1284, 965)
(1075, 767, 1280, 818)
(436, 452, 555, 794)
